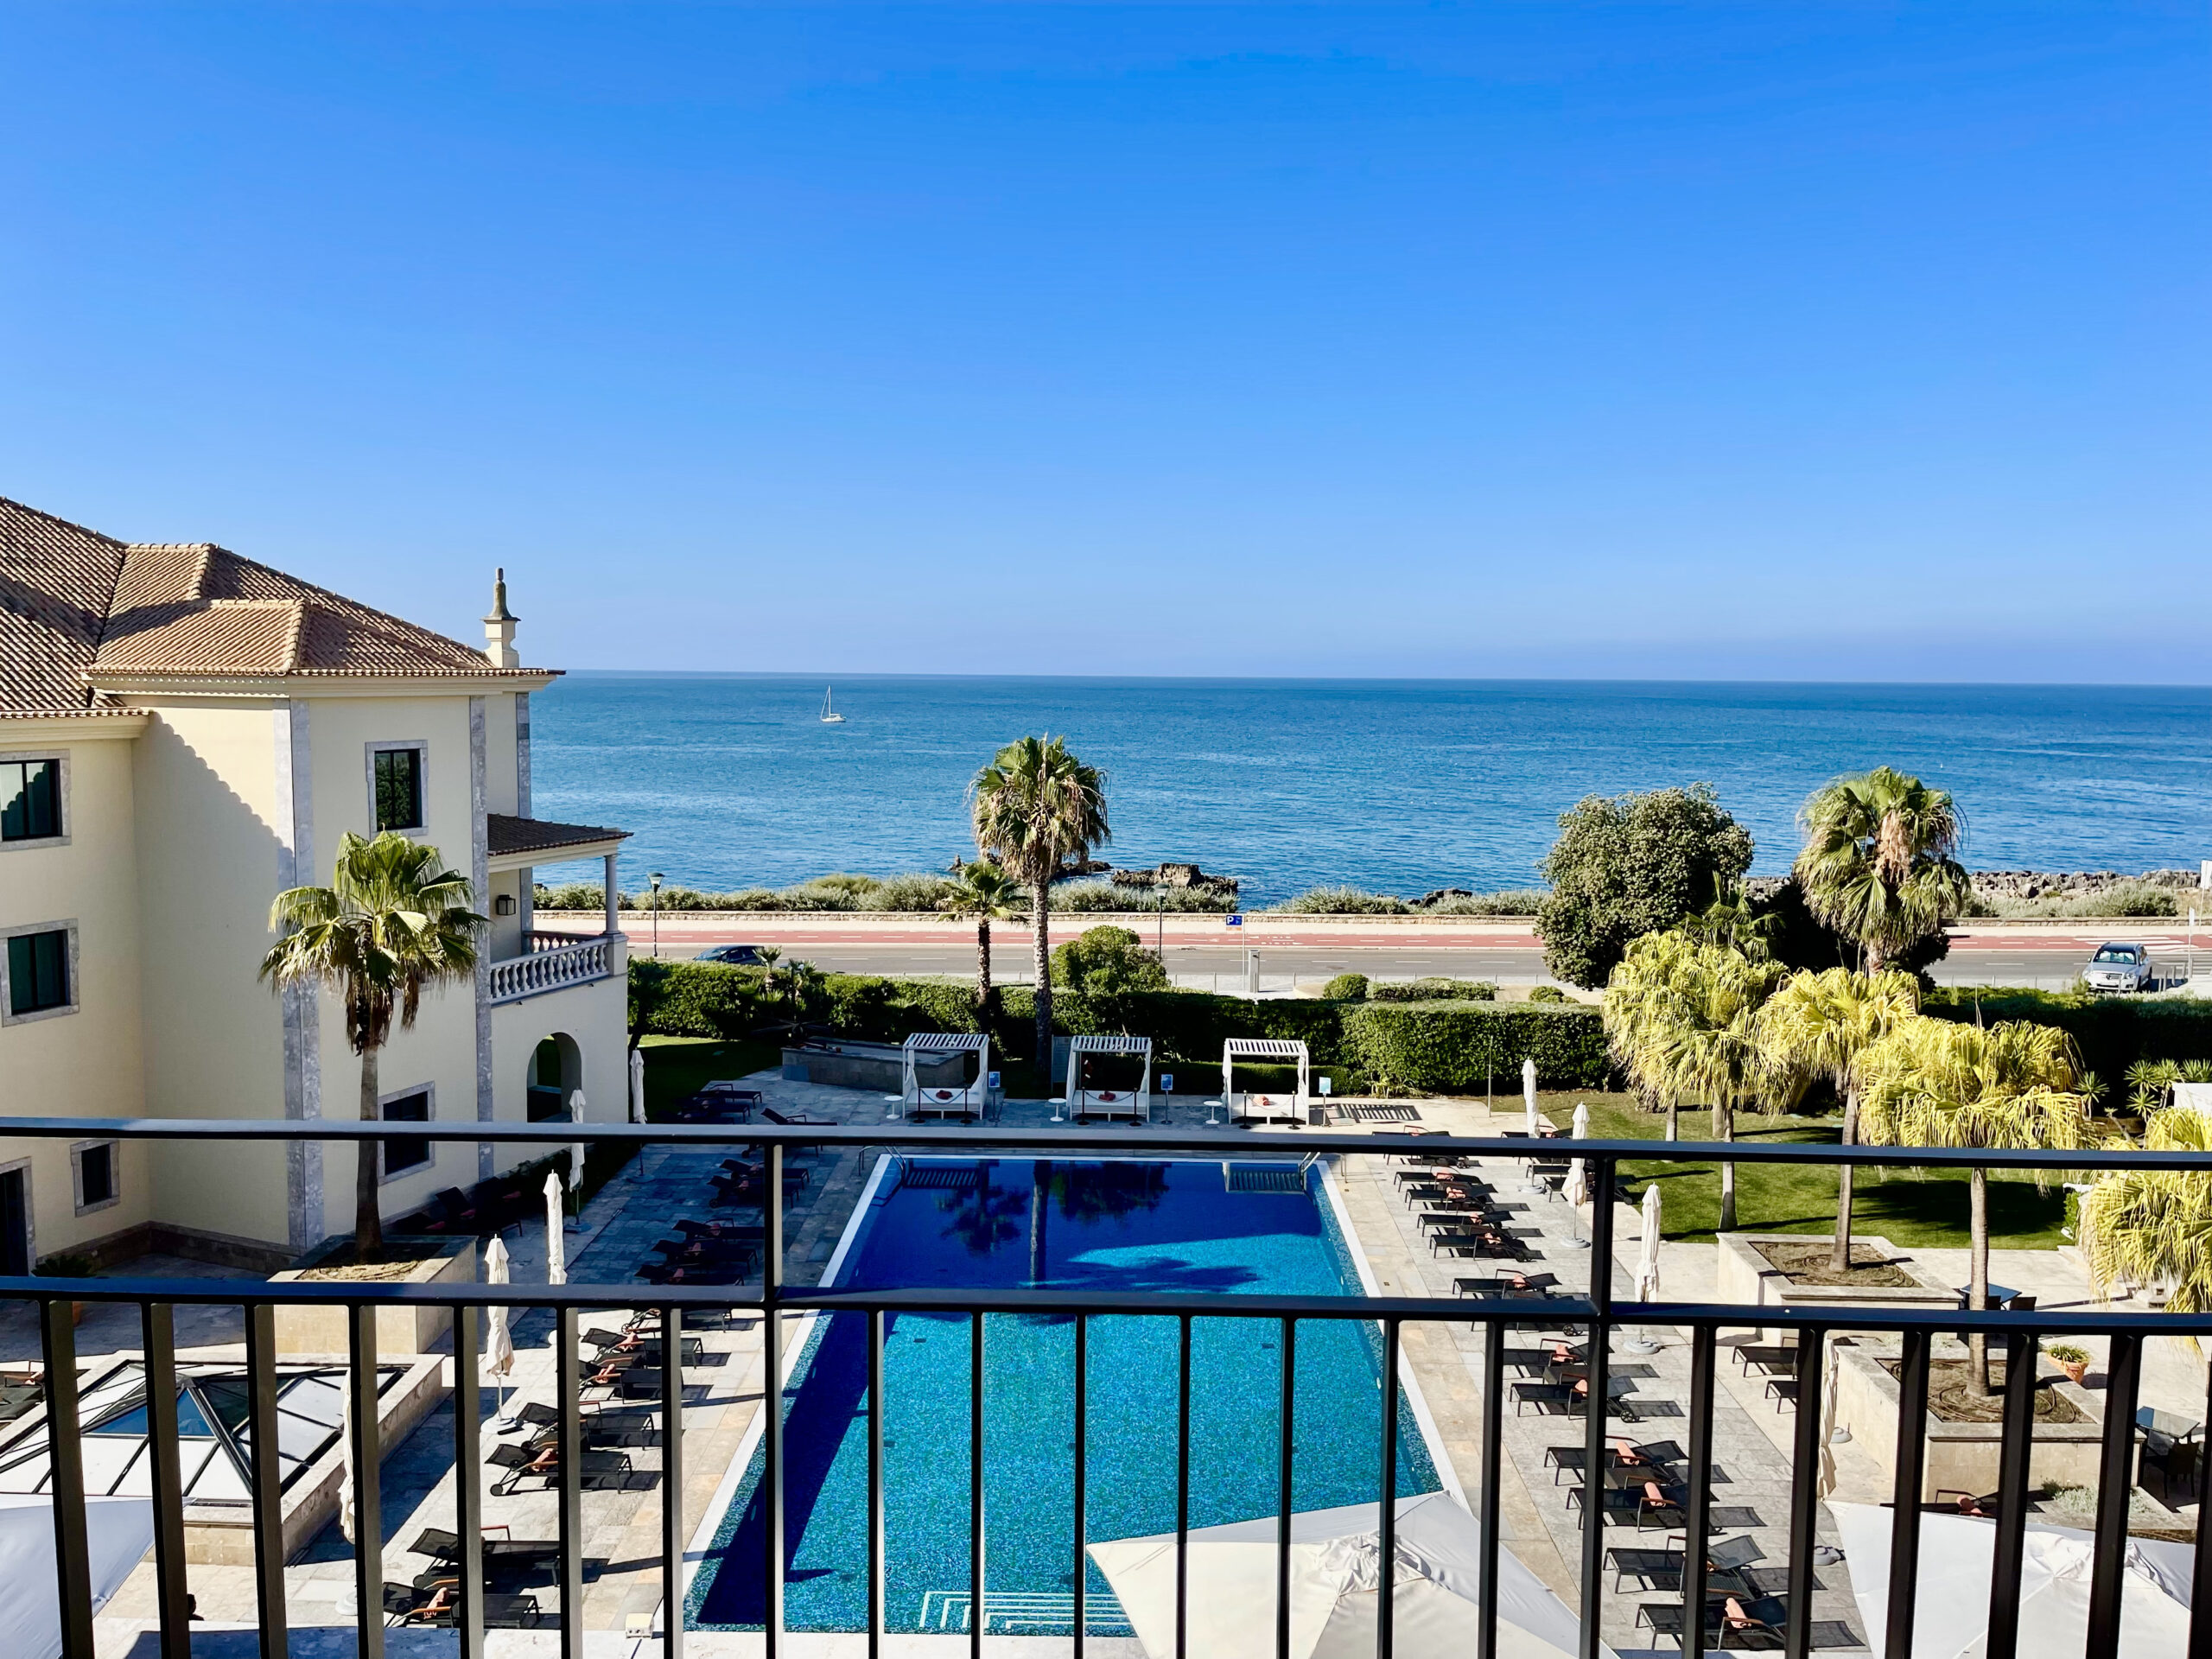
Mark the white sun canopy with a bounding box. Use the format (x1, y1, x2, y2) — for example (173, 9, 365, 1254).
(1090, 1493, 1606, 1659)
(1223, 1038, 1309, 1123)
(0, 1495, 154, 1659)
(902, 1032, 991, 1119)
(1065, 1034, 1154, 1122)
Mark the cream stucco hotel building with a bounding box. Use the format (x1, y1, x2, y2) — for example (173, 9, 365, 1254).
(0, 494, 631, 1271)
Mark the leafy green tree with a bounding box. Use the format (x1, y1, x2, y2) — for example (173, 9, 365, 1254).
(939, 860, 1025, 1017)
(1795, 767, 1972, 972)
(1758, 968, 1922, 1272)
(1052, 925, 1170, 998)
(1603, 931, 1790, 1226)
(259, 831, 485, 1256)
(971, 736, 1111, 1065)
(1859, 1017, 2098, 1393)
(1537, 785, 1756, 988)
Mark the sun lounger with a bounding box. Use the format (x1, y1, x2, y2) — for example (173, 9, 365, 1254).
(408, 1529, 573, 1583)
(761, 1106, 833, 1126)
(487, 1442, 632, 1495)
(385, 1581, 542, 1628)
(672, 1218, 766, 1242)
(1636, 1597, 1796, 1650)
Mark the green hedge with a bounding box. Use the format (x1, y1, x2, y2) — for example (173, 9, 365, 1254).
(1338, 1001, 1613, 1093)
(1923, 988, 2212, 1088)
(629, 962, 1612, 1093)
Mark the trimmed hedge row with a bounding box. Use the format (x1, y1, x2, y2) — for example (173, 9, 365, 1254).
(1923, 987, 2212, 1086)
(627, 962, 1615, 1092)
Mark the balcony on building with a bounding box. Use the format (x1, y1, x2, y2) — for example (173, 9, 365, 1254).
(484, 813, 631, 1004)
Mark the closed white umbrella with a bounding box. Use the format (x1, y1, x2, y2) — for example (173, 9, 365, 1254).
(543, 1172, 567, 1286)
(485, 1235, 517, 1425)
(0, 1495, 156, 1659)
(338, 1384, 354, 1543)
(1633, 1183, 1662, 1301)
(1088, 1493, 1611, 1659)
(567, 1089, 589, 1223)
(1830, 1502, 2196, 1659)
(1565, 1102, 1590, 1205)
(628, 1047, 646, 1125)
(1520, 1058, 1538, 1135)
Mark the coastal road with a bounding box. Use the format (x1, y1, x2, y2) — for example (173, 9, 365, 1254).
(607, 912, 2210, 991)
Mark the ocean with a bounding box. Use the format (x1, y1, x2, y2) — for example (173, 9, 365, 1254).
(527, 676, 2212, 906)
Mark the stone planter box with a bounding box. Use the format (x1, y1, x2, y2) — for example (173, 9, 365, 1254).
(270, 1235, 476, 1357)
(1830, 1340, 2106, 1503)
(184, 1353, 445, 1564)
(1716, 1232, 1957, 1338)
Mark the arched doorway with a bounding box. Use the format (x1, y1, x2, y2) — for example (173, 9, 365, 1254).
(526, 1032, 582, 1122)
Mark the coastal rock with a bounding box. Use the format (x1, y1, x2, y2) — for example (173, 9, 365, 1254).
(1110, 861, 1240, 896)
(1968, 869, 2196, 899)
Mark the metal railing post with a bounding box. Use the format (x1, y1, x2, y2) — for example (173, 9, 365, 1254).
(1886, 1330, 1930, 1659)
(1477, 1317, 1503, 1659)
(1276, 1316, 1296, 1659)
(971, 1311, 988, 1659)
(139, 1302, 193, 1659)
(1377, 1316, 1399, 1659)
(763, 1144, 785, 1656)
(1578, 1155, 1615, 1659)
(1073, 1313, 1089, 1659)
(348, 1303, 385, 1659)
(1681, 1325, 1718, 1659)
(868, 1308, 886, 1659)
(664, 1304, 686, 1659)
(41, 1297, 93, 1659)
(557, 1306, 583, 1659)
(1784, 1329, 1826, 1659)
(453, 1303, 484, 1659)
(1986, 1330, 2041, 1659)
(2088, 1332, 2143, 1659)
(244, 1301, 289, 1659)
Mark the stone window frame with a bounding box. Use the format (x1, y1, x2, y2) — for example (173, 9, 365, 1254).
(0, 751, 69, 851)
(70, 1139, 120, 1217)
(0, 919, 79, 1026)
(365, 740, 430, 836)
(378, 1082, 437, 1183)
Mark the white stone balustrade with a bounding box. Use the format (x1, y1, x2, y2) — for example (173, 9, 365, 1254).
(488, 934, 613, 1004)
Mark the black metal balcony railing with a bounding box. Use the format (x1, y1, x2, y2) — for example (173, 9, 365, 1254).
(7, 1117, 2212, 1659)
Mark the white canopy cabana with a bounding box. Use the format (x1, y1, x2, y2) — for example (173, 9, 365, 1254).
(1089, 1493, 1607, 1659)
(1224, 1038, 1309, 1124)
(902, 1032, 991, 1119)
(1065, 1034, 1154, 1122)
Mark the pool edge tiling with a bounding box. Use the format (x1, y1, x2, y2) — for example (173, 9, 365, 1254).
(686, 1155, 1456, 1637)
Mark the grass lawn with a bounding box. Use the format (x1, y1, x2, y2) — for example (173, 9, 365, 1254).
(1536, 1092, 2067, 1250)
(637, 1034, 784, 1119)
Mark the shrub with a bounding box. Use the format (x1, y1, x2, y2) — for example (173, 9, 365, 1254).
(1537, 785, 1755, 989)
(1272, 887, 1413, 915)
(1980, 881, 2180, 920)
(1323, 973, 1371, 1001)
(1052, 926, 1171, 996)
(1053, 881, 1137, 912)
(1372, 977, 1496, 1002)
(864, 873, 961, 912)
(1922, 986, 2212, 1094)
(1340, 1001, 1611, 1094)
(535, 882, 622, 911)
(1420, 890, 1548, 916)
(1524, 984, 1569, 1004)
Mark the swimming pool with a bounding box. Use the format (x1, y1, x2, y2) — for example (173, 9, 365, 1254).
(688, 1156, 1446, 1635)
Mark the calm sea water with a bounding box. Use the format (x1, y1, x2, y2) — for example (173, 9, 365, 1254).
(529, 675, 2212, 906)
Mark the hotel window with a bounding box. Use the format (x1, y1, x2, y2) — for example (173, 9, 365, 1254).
(73, 1141, 118, 1214)
(5, 929, 72, 1019)
(372, 745, 425, 834)
(0, 759, 60, 843)
(380, 1090, 433, 1178)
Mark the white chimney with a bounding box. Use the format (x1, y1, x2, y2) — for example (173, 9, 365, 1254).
(484, 569, 518, 668)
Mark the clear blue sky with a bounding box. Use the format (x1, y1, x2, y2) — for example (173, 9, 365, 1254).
(3, 3, 2206, 681)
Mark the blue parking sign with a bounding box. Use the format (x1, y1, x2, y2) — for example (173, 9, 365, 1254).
(1225, 913, 1243, 927)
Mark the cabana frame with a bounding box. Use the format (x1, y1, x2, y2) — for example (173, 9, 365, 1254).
(901, 1032, 991, 1120)
(1221, 1037, 1309, 1124)
(1063, 1034, 1154, 1122)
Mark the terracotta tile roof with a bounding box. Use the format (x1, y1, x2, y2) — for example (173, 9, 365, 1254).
(0, 495, 554, 712)
(486, 813, 630, 858)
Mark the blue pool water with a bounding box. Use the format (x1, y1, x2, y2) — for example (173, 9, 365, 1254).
(689, 1158, 1443, 1633)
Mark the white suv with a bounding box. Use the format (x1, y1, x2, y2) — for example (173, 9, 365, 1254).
(2083, 942, 2154, 994)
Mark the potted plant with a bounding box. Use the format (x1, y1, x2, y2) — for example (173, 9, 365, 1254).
(2048, 1343, 2093, 1385)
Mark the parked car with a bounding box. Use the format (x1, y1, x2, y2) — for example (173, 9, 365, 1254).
(696, 944, 766, 966)
(2083, 941, 2154, 994)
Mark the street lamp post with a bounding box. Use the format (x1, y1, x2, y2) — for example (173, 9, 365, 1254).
(649, 872, 664, 959)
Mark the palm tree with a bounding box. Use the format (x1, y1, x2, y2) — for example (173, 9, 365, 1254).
(259, 830, 485, 1256)
(1604, 933, 1789, 1227)
(1859, 1017, 2100, 1393)
(1795, 767, 1972, 971)
(1758, 968, 1921, 1273)
(970, 736, 1110, 1069)
(2078, 1103, 2212, 1316)
(940, 860, 1025, 1017)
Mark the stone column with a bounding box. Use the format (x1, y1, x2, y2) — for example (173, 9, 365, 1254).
(603, 853, 620, 938)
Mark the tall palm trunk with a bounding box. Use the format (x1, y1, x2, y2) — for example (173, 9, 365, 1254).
(1713, 1100, 1737, 1232)
(1968, 1166, 1993, 1395)
(1830, 1081, 1859, 1274)
(1665, 1101, 1679, 1142)
(357, 1044, 385, 1256)
(976, 920, 995, 1017)
(1032, 876, 1053, 1074)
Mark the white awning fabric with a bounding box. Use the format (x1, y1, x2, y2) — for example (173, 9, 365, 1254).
(0, 1494, 155, 1659)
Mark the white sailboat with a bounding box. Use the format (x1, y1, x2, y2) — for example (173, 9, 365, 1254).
(820, 686, 846, 724)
